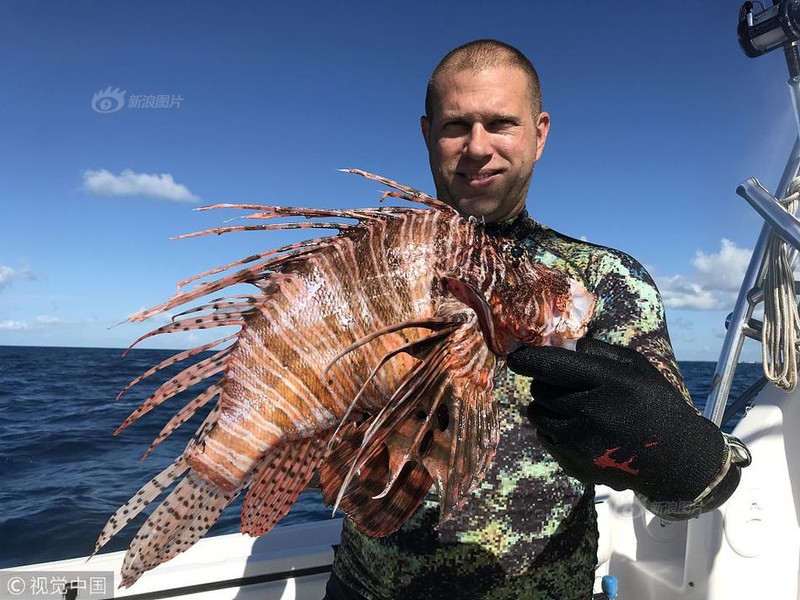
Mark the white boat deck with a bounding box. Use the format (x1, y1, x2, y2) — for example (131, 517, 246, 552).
(9, 519, 343, 600)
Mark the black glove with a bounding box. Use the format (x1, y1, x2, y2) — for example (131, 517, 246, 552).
(507, 338, 728, 503)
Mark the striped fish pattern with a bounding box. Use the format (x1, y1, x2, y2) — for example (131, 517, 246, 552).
(93, 171, 595, 587)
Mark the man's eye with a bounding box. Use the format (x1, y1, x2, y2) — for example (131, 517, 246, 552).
(441, 121, 469, 135)
(488, 119, 517, 132)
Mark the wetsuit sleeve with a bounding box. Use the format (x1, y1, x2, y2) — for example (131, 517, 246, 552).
(582, 249, 690, 401)
(583, 249, 746, 519)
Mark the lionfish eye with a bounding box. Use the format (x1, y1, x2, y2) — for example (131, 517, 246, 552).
(510, 245, 524, 258)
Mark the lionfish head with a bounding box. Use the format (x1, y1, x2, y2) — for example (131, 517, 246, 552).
(442, 238, 596, 356)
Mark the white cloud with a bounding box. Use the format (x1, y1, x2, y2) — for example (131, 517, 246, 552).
(0, 315, 69, 331)
(658, 275, 722, 310)
(36, 315, 63, 325)
(82, 168, 199, 202)
(0, 264, 35, 291)
(691, 239, 751, 293)
(655, 239, 751, 311)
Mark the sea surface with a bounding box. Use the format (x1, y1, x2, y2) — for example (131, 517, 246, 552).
(0, 345, 764, 568)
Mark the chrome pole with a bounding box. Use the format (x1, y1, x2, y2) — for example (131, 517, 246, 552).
(704, 45, 800, 424)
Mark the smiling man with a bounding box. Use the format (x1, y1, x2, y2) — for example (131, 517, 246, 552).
(421, 52, 548, 224)
(323, 39, 749, 600)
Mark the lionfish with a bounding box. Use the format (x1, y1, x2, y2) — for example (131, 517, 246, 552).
(94, 171, 595, 587)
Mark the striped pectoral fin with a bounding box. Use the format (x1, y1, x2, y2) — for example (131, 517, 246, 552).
(440, 275, 508, 355)
(333, 456, 433, 538)
(427, 385, 499, 525)
(318, 320, 498, 537)
(424, 331, 500, 525)
(313, 305, 500, 539)
(319, 425, 433, 538)
(240, 436, 327, 537)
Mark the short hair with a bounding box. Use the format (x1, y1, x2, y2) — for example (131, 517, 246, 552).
(424, 39, 542, 119)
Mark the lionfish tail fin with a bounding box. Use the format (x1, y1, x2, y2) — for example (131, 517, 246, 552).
(93, 457, 189, 557)
(119, 471, 237, 588)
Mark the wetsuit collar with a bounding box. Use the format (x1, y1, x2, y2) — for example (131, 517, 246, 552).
(483, 209, 536, 240)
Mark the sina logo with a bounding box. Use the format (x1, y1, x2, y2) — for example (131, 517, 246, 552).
(92, 87, 127, 114)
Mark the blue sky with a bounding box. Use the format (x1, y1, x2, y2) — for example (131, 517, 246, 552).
(0, 1, 794, 361)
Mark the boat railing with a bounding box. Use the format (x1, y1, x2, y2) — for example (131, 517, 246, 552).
(704, 37, 800, 427)
(705, 146, 800, 426)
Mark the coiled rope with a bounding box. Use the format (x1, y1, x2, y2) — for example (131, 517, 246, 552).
(762, 177, 800, 390)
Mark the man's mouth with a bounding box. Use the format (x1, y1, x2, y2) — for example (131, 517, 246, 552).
(460, 170, 501, 185)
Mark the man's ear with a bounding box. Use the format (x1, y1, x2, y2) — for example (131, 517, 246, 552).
(421, 115, 431, 150)
(534, 111, 550, 161)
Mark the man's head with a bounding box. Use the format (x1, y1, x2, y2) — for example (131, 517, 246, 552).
(421, 40, 550, 223)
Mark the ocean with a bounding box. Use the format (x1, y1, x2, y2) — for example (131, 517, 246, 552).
(0, 345, 763, 569)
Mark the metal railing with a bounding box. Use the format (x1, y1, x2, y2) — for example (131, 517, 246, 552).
(704, 47, 800, 424)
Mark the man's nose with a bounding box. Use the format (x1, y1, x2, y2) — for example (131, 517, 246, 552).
(464, 124, 492, 159)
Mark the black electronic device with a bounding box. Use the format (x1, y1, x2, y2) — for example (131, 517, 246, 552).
(738, 0, 800, 57)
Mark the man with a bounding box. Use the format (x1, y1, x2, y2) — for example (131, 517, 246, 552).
(324, 39, 749, 600)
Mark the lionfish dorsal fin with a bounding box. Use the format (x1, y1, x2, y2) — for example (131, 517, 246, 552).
(342, 169, 453, 212)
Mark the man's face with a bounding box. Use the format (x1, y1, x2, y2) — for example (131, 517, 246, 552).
(421, 65, 550, 223)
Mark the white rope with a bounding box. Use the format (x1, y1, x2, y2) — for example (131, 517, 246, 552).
(762, 177, 800, 391)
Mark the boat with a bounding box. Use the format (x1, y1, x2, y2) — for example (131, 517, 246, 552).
(590, 4, 800, 597)
(9, 4, 800, 599)
(10, 518, 342, 600)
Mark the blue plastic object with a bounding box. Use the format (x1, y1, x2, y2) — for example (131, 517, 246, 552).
(602, 575, 619, 599)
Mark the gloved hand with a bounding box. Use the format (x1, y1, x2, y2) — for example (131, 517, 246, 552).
(507, 338, 728, 503)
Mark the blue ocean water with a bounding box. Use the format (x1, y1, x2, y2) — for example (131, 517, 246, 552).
(0, 345, 763, 569)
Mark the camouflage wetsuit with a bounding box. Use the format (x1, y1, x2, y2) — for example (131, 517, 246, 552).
(325, 212, 693, 600)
